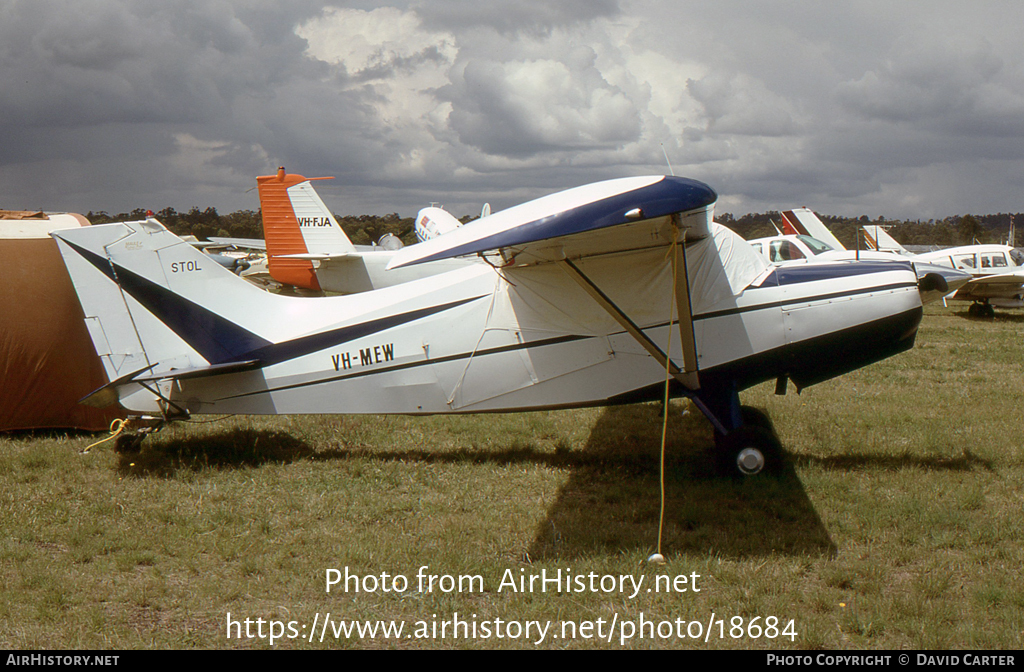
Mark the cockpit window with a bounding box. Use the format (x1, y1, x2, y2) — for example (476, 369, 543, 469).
(769, 240, 806, 262)
(796, 235, 833, 255)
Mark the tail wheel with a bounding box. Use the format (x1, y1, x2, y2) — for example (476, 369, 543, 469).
(715, 426, 783, 477)
(114, 432, 146, 454)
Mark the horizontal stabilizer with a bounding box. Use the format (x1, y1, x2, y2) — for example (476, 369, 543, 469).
(274, 252, 354, 261)
(387, 175, 717, 270)
(133, 359, 262, 383)
(79, 360, 262, 408)
(79, 364, 158, 408)
(207, 237, 267, 250)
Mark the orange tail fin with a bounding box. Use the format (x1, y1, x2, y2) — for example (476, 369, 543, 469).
(258, 168, 320, 290)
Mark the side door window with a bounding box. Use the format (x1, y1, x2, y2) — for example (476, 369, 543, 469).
(983, 253, 1008, 268)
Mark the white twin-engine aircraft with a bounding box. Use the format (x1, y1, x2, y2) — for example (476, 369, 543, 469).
(773, 207, 1024, 317)
(53, 175, 932, 476)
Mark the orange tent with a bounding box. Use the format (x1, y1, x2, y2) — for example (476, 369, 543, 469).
(0, 212, 122, 431)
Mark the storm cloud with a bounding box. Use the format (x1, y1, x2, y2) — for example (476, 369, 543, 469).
(1, 0, 1023, 219)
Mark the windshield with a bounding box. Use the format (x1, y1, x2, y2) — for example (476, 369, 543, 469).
(796, 235, 834, 255)
(1012, 248, 1024, 266)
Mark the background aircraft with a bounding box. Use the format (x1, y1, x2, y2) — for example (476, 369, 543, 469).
(256, 168, 474, 294)
(859, 225, 1024, 316)
(769, 208, 1021, 316)
(52, 174, 940, 478)
(746, 234, 968, 306)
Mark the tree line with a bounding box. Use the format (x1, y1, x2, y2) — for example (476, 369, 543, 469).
(86, 206, 1022, 249)
(720, 212, 1020, 248)
(86, 207, 422, 246)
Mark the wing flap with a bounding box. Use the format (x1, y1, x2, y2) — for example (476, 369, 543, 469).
(961, 270, 1024, 285)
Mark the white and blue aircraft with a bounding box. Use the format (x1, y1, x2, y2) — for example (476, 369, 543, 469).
(51, 175, 948, 476)
(765, 207, 1024, 317)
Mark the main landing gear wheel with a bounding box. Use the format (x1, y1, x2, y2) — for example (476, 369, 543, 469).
(715, 426, 783, 478)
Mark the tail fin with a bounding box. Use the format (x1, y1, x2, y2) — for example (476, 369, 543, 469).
(780, 208, 846, 252)
(51, 218, 288, 408)
(861, 225, 908, 254)
(256, 167, 356, 290)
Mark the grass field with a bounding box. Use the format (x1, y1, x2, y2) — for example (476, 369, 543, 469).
(2, 302, 1022, 649)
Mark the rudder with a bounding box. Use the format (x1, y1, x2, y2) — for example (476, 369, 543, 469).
(257, 167, 355, 290)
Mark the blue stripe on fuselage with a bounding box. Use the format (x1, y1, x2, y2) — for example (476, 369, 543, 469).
(64, 239, 273, 363)
(62, 238, 485, 367)
(758, 260, 916, 287)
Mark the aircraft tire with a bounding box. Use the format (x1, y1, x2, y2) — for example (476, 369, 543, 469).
(969, 303, 995, 318)
(715, 426, 782, 478)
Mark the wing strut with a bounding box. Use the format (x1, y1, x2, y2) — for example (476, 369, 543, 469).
(669, 233, 700, 385)
(561, 242, 700, 390)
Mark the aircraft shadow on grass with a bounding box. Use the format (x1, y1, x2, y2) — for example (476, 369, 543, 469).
(524, 403, 837, 560)
(957, 310, 1024, 323)
(117, 404, 992, 557)
(115, 429, 314, 478)
(315, 403, 841, 560)
(791, 451, 993, 472)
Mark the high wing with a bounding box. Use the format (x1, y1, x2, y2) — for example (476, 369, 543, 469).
(389, 176, 761, 391)
(387, 176, 718, 270)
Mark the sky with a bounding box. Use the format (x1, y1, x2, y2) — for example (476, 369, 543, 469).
(2, 0, 1024, 221)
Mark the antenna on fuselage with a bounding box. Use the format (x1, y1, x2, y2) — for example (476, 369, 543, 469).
(660, 143, 675, 177)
